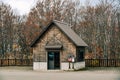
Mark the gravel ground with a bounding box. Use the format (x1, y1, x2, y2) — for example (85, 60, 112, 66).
(0, 67, 120, 80)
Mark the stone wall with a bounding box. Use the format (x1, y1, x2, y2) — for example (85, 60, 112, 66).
(61, 61, 85, 70)
(33, 62, 85, 71)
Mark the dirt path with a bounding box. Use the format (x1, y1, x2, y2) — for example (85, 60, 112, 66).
(0, 68, 120, 80)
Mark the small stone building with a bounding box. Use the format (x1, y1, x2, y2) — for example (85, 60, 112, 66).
(31, 20, 88, 70)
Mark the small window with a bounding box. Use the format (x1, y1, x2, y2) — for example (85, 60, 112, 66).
(77, 49, 84, 62)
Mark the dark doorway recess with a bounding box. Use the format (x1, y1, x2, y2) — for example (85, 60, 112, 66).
(48, 51, 60, 70)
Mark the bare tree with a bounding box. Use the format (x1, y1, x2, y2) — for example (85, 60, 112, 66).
(28, 0, 80, 27)
(77, 0, 120, 59)
(0, 2, 15, 58)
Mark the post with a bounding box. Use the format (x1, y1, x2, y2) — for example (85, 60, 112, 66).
(1, 59, 2, 67)
(69, 62, 70, 69)
(15, 58, 16, 66)
(72, 62, 74, 69)
(72, 57, 75, 69)
(68, 56, 72, 69)
(21, 59, 23, 66)
(98, 59, 100, 67)
(8, 58, 9, 66)
(107, 58, 108, 67)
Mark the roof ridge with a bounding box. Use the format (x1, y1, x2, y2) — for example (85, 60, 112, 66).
(53, 20, 70, 26)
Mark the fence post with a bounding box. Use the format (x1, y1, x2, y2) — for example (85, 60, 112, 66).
(98, 59, 100, 67)
(8, 58, 9, 66)
(115, 59, 116, 67)
(85, 59, 86, 67)
(21, 59, 22, 66)
(1, 59, 3, 66)
(107, 59, 108, 67)
(15, 58, 16, 66)
(28, 59, 30, 66)
(91, 59, 93, 67)
(1, 59, 2, 66)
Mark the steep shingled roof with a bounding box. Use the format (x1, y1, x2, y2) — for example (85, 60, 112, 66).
(31, 20, 88, 47)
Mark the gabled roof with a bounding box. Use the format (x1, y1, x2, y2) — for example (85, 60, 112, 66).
(31, 20, 88, 47)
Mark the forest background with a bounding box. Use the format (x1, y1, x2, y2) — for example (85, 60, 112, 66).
(0, 0, 120, 59)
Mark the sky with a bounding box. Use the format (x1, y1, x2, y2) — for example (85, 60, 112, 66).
(0, 0, 38, 15)
(0, 0, 98, 15)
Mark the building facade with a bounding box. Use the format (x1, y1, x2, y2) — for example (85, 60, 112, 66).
(31, 20, 87, 70)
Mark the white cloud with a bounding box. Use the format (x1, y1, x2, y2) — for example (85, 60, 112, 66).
(1, 0, 98, 15)
(1, 0, 38, 15)
(79, 0, 98, 6)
